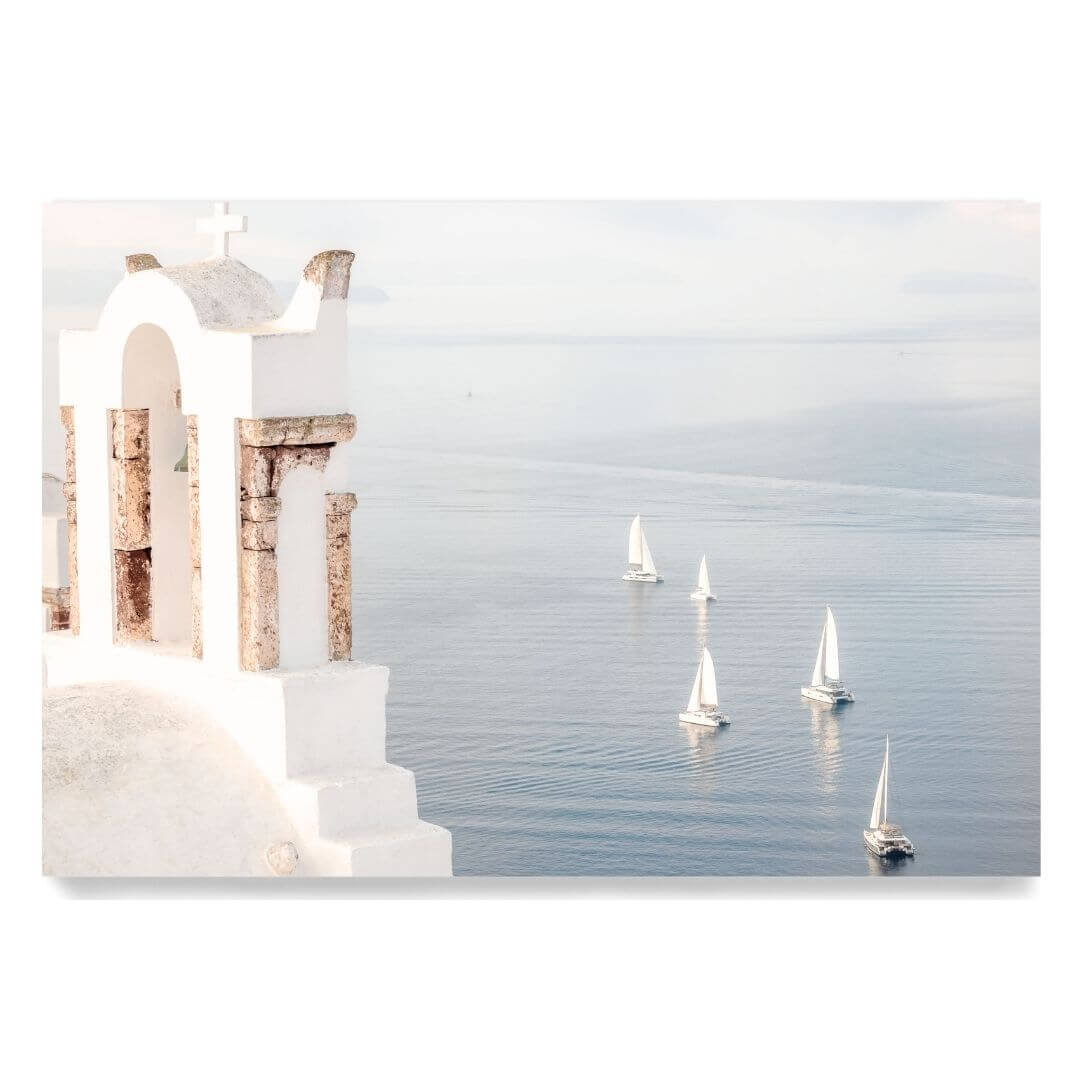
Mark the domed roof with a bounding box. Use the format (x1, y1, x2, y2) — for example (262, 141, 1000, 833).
(43, 682, 303, 875)
(149, 256, 285, 331)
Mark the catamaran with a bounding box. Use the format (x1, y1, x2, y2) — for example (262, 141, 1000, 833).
(863, 736, 914, 859)
(678, 645, 730, 727)
(690, 555, 716, 602)
(622, 514, 663, 582)
(801, 605, 854, 704)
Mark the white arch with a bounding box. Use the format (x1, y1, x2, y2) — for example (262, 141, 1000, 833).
(95, 270, 257, 418)
(61, 273, 251, 662)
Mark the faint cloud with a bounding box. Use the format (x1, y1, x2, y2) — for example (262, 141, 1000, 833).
(952, 201, 1040, 234)
(585, 202, 724, 238)
(903, 271, 1038, 295)
(768, 202, 942, 227)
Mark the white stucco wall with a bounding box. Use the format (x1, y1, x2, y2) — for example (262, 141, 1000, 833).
(249, 298, 349, 417)
(198, 414, 242, 668)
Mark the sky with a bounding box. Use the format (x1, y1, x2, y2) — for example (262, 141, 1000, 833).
(42, 200, 1040, 473)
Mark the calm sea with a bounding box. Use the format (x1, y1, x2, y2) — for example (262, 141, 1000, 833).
(349, 342, 1040, 876)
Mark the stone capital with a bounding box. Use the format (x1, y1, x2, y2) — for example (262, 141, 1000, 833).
(237, 414, 356, 448)
(326, 492, 358, 515)
(112, 409, 150, 459)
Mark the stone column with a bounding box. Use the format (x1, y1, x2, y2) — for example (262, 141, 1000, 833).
(59, 406, 79, 634)
(187, 416, 203, 658)
(326, 493, 358, 661)
(239, 493, 281, 671)
(110, 409, 152, 641)
(236, 414, 356, 672)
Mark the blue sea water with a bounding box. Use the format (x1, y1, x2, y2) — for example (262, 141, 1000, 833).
(349, 343, 1040, 876)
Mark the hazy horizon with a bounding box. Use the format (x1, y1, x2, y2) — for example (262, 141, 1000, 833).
(42, 200, 1039, 490)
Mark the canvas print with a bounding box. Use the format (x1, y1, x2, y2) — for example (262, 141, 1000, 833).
(41, 201, 1040, 877)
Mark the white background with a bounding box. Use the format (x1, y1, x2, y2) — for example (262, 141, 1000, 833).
(3, 2, 1073, 1076)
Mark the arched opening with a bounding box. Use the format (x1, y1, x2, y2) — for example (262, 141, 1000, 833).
(120, 323, 193, 647)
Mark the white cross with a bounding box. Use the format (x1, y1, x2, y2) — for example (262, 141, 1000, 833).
(196, 201, 247, 257)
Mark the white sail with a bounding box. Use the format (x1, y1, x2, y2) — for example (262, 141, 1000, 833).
(883, 735, 889, 823)
(823, 606, 841, 682)
(697, 556, 711, 595)
(869, 736, 889, 828)
(700, 646, 718, 708)
(686, 658, 704, 712)
(627, 515, 643, 568)
(640, 529, 657, 576)
(810, 622, 827, 686)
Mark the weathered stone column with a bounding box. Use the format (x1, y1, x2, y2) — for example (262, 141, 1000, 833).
(326, 493, 358, 661)
(59, 406, 79, 634)
(110, 409, 152, 641)
(239, 494, 281, 670)
(236, 414, 356, 671)
(186, 416, 203, 658)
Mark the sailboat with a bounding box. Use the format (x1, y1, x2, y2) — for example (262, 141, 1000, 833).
(622, 515, 663, 582)
(689, 556, 716, 601)
(863, 736, 914, 858)
(678, 645, 730, 727)
(800, 605, 854, 704)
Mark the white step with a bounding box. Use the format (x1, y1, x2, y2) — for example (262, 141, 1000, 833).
(280, 765, 419, 840)
(342, 820, 453, 877)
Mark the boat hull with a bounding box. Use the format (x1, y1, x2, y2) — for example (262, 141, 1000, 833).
(678, 710, 730, 728)
(689, 590, 716, 601)
(801, 685, 854, 705)
(623, 571, 663, 582)
(863, 828, 914, 859)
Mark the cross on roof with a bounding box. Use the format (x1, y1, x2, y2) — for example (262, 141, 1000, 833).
(197, 201, 247, 257)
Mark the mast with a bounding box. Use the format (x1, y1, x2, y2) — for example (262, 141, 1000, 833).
(883, 735, 889, 824)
